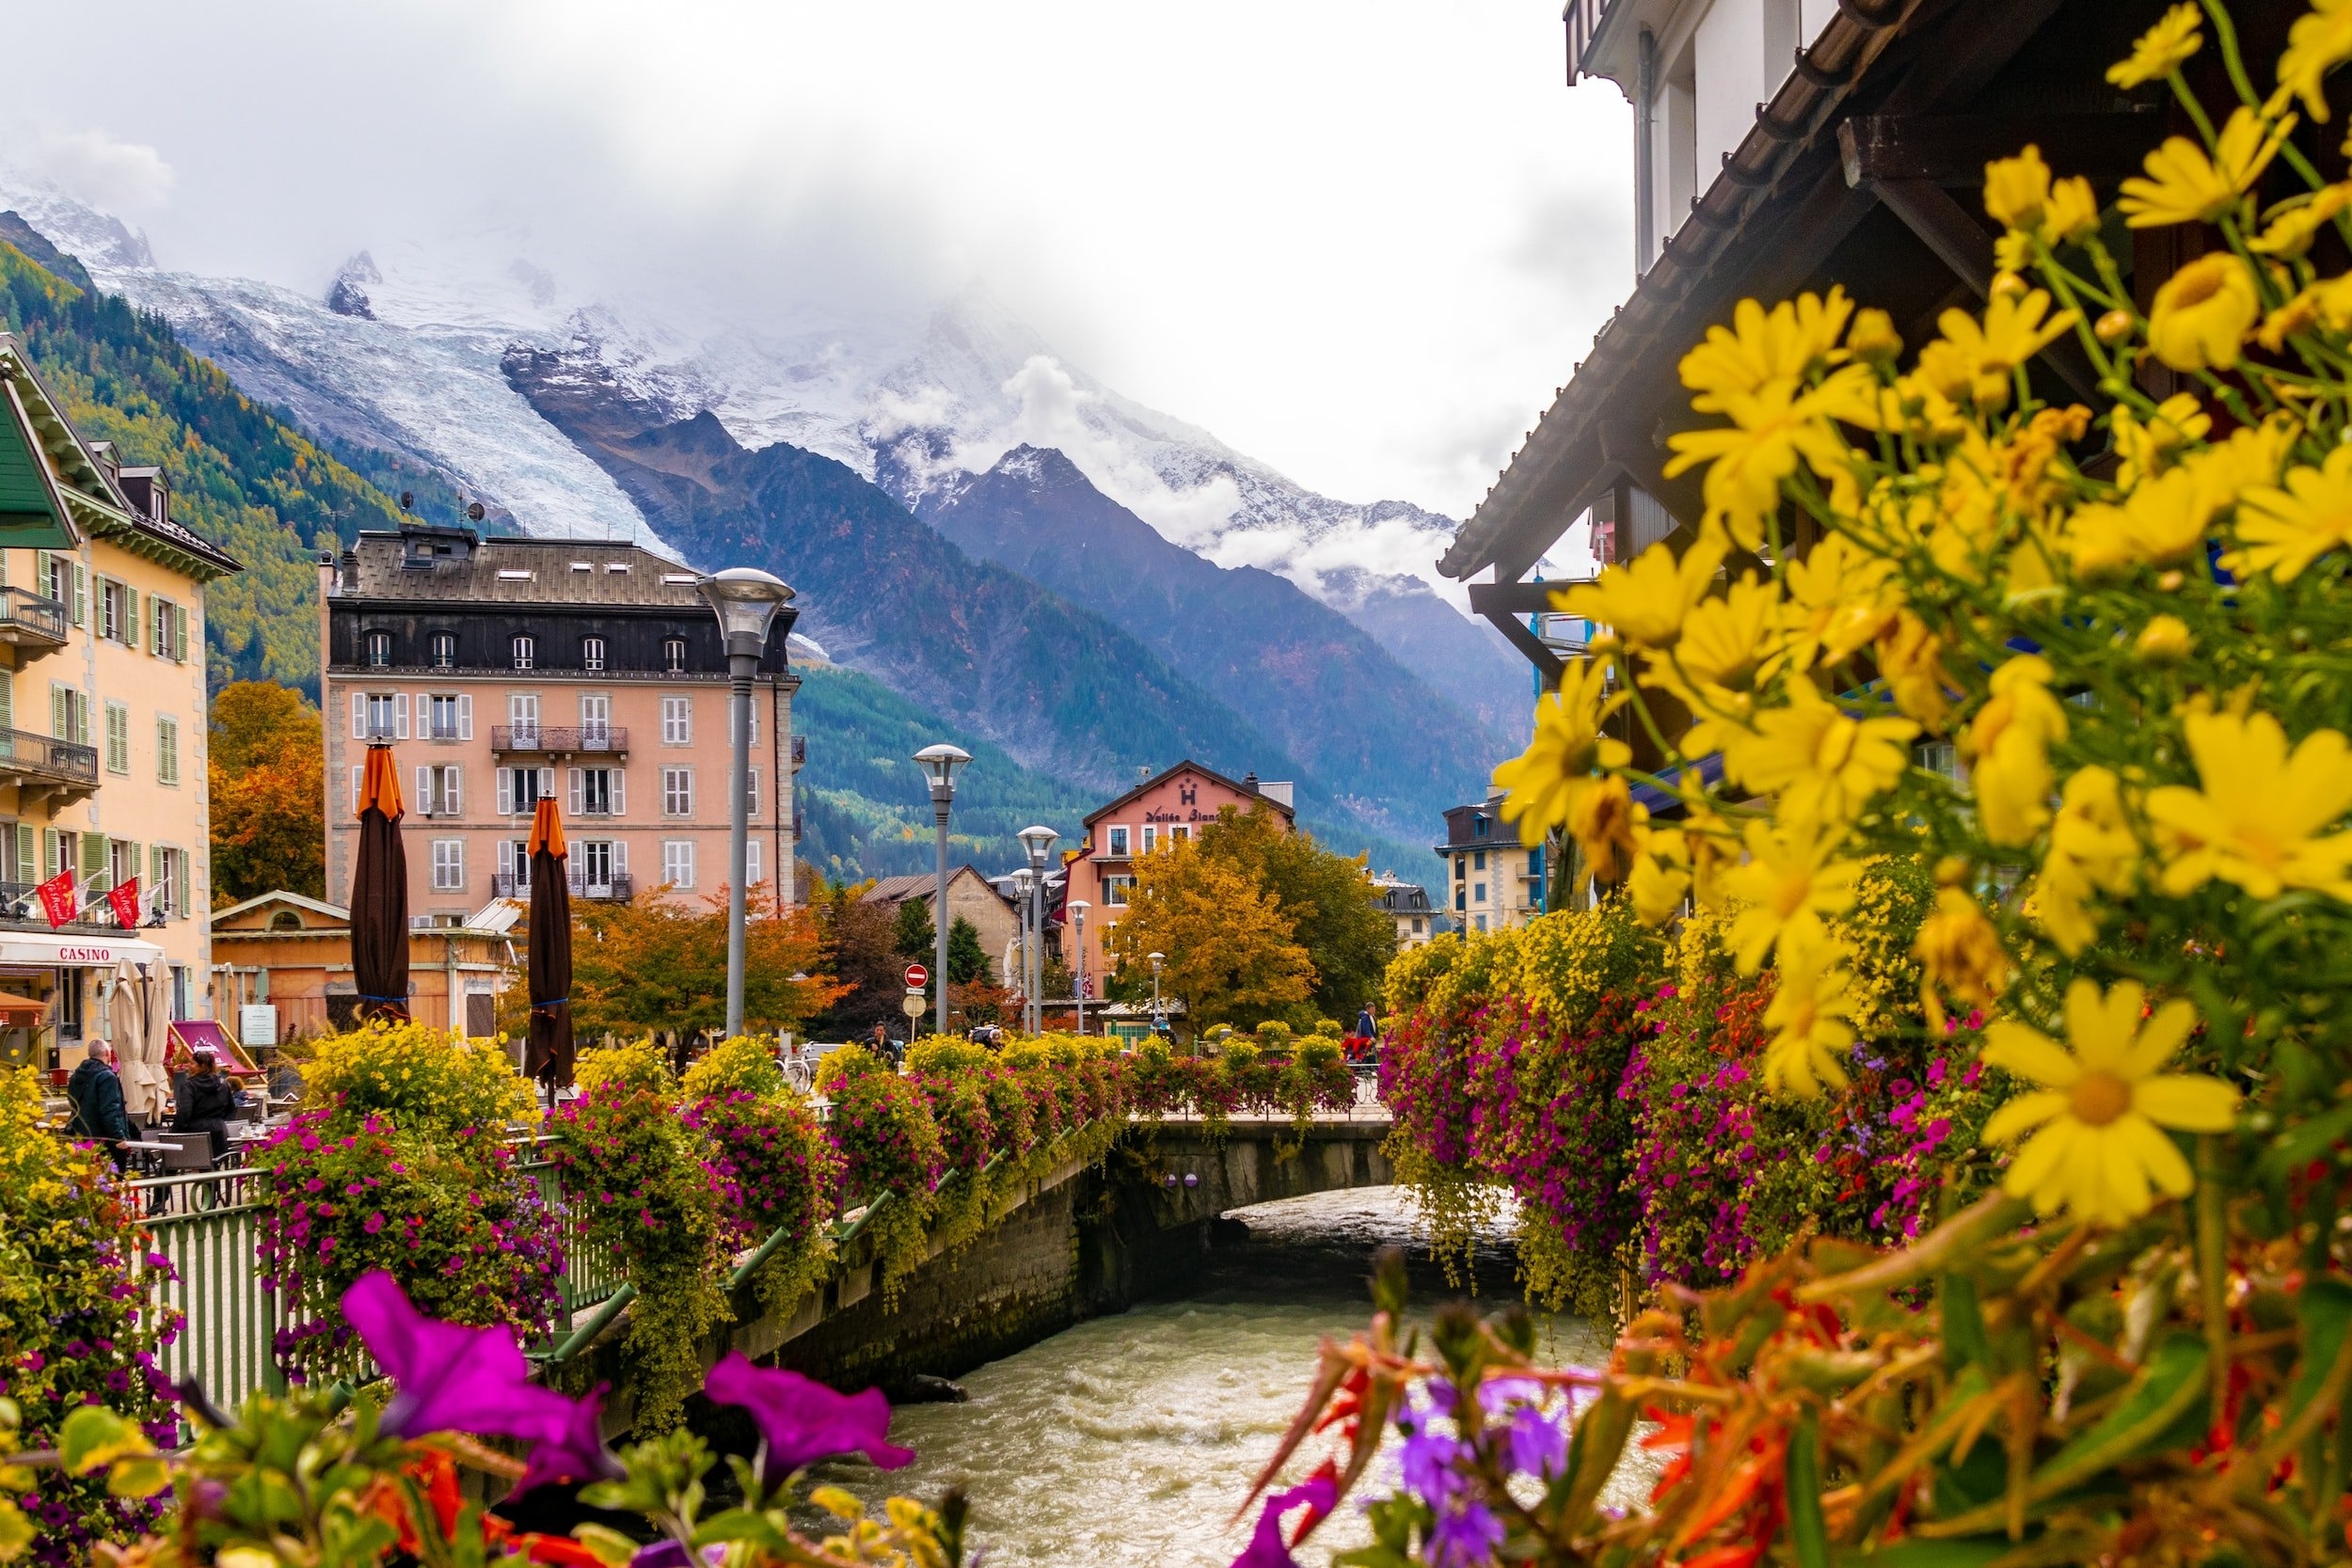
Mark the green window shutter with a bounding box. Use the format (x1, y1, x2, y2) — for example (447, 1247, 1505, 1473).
(49, 684, 64, 742)
(123, 585, 138, 649)
(81, 832, 104, 881)
(176, 603, 189, 662)
(72, 564, 85, 627)
(0, 672, 14, 734)
(33, 551, 49, 603)
(125, 841, 141, 894)
(16, 826, 31, 887)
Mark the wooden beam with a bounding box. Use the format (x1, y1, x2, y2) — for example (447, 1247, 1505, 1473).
(1468, 580, 1575, 617)
(1866, 176, 2106, 405)
(1478, 605, 1567, 691)
(1838, 112, 2161, 187)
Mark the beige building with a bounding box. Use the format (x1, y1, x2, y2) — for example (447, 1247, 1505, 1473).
(212, 889, 516, 1044)
(1435, 795, 1544, 935)
(319, 523, 800, 925)
(1371, 870, 1441, 949)
(860, 866, 1020, 985)
(0, 335, 239, 1070)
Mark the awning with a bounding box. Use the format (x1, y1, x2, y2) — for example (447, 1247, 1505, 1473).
(0, 931, 167, 968)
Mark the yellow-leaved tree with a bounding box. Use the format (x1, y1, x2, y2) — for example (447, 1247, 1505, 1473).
(1107, 834, 1314, 1036)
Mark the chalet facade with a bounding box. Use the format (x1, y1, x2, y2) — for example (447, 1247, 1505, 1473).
(1066, 760, 1295, 982)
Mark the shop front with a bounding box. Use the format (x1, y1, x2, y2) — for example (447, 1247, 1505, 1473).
(0, 933, 170, 1089)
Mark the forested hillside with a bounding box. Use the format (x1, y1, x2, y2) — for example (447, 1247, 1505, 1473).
(0, 238, 435, 693)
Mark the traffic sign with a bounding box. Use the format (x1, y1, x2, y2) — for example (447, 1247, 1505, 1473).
(904, 962, 929, 990)
(901, 993, 927, 1018)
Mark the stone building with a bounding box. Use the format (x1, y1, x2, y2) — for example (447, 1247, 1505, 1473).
(1434, 794, 1544, 935)
(319, 521, 801, 924)
(859, 866, 1021, 985)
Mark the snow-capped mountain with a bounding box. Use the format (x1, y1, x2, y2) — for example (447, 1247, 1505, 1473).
(0, 176, 1527, 735)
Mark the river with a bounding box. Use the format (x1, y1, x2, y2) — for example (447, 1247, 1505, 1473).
(818, 1187, 1653, 1567)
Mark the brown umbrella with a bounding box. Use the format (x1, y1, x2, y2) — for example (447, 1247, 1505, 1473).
(349, 744, 411, 1022)
(524, 797, 574, 1090)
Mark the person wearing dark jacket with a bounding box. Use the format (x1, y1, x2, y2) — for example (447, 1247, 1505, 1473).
(66, 1044, 133, 1164)
(173, 1050, 238, 1162)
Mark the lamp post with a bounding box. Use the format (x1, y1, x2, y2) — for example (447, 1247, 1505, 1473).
(913, 743, 971, 1038)
(1016, 825, 1057, 1034)
(1009, 867, 1034, 1030)
(1148, 950, 1166, 1037)
(696, 567, 796, 1040)
(1068, 899, 1089, 1037)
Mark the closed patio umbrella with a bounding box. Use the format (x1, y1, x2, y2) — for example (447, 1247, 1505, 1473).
(112, 960, 167, 1119)
(523, 797, 574, 1091)
(350, 744, 411, 1022)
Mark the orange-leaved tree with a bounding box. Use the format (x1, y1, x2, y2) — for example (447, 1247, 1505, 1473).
(570, 885, 847, 1037)
(209, 681, 325, 902)
(1108, 835, 1314, 1036)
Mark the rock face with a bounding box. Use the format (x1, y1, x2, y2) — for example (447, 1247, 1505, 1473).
(325, 251, 380, 319)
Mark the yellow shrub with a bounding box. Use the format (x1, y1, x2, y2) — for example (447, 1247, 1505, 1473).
(575, 1037, 672, 1097)
(681, 1035, 786, 1100)
(302, 1020, 535, 1133)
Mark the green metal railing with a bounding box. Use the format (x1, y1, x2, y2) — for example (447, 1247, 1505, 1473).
(136, 1170, 280, 1412)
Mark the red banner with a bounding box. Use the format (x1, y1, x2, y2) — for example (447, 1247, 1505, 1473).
(107, 877, 141, 929)
(36, 871, 75, 929)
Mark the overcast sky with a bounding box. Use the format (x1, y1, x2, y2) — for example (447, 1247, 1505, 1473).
(4, 2, 1633, 519)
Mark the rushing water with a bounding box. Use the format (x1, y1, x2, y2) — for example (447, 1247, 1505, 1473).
(817, 1187, 1653, 1567)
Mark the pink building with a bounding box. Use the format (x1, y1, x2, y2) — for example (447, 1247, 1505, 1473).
(1065, 760, 1293, 984)
(319, 523, 800, 926)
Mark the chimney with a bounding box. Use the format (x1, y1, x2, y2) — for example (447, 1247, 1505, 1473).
(1242, 771, 1259, 793)
(317, 550, 340, 601)
(1258, 780, 1295, 809)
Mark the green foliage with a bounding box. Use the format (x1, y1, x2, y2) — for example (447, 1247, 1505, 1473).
(946, 915, 989, 985)
(0, 243, 411, 694)
(813, 1043, 888, 1096)
(890, 895, 933, 960)
(680, 1034, 787, 1100)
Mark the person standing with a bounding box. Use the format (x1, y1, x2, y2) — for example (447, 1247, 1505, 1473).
(173, 1048, 238, 1163)
(66, 1044, 133, 1164)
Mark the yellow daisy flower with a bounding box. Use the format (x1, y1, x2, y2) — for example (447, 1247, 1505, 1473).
(2034, 766, 2141, 956)
(1721, 817, 1860, 975)
(1626, 832, 1692, 928)
(1776, 532, 1899, 674)
(2233, 441, 2352, 580)
(1983, 146, 2056, 232)
(1566, 774, 1643, 884)
(2250, 185, 2352, 257)
(1914, 885, 2010, 1022)
(2280, 0, 2352, 119)
(2121, 108, 2295, 229)
(1664, 369, 1875, 550)
(2145, 251, 2261, 371)
(1725, 682, 1919, 827)
(1874, 610, 1957, 733)
(1980, 979, 2236, 1226)
(2146, 709, 2352, 900)
(1845, 307, 1902, 365)
(1558, 531, 1727, 649)
(2046, 175, 2102, 243)
(1491, 658, 1631, 848)
(1915, 290, 2080, 409)
(2066, 463, 2220, 576)
(1761, 927, 1857, 1100)
(1673, 574, 1780, 691)
(2110, 393, 2211, 486)
(1677, 288, 1856, 412)
(1961, 655, 2069, 847)
(2106, 3, 2201, 88)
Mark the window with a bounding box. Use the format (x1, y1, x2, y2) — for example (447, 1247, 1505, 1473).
(431, 839, 466, 891)
(1106, 826, 1130, 857)
(660, 696, 691, 744)
(582, 636, 606, 672)
(151, 597, 187, 661)
(498, 766, 552, 815)
(1474, 914, 1488, 933)
(366, 630, 392, 667)
(580, 840, 617, 889)
(1170, 825, 1188, 843)
(1473, 881, 1486, 903)
(419, 765, 462, 816)
(1472, 849, 1486, 872)
(508, 692, 539, 744)
(1915, 740, 1959, 779)
(103, 701, 129, 773)
(745, 768, 759, 818)
(156, 716, 180, 785)
(99, 579, 131, 643)
(747, 837, 764, 887)
(512, 635, 535, 670)
(1454, 854, 1466, 880)
(431, 633, 456, 669)
(1103, 874, 1134, 907)
(363, 691, 401, 739)
(662, 767, 694, 816)
(427, 693, 469, 740)
(1473, 816, 1490, 838)
(580, 693, 612, 743)
(728, 702, 759, 745)
(662, 839, 696, 890)
(1411, 916, 1425, 934)
(663, 638, 687, 673)
(151, 847, 184, 919)
(52, 685, 88, 746)
(577, 768, 615, 816)
(1141, 824, 1158, 854)
(1455, 885, 1467, 911)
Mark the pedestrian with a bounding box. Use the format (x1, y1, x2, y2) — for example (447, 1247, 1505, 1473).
(173, 1047, 238, 1164)
(1355, 1003, 1376, 1040)
(869, 1022, 889, 1062)
(66, 1043, 133, 1164)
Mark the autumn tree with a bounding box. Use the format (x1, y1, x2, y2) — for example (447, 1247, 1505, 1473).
(1108, 836, 1313, 1037)
(1197, 804, 1397, 1022)
(210, 681, 325, 902)
(809, 880, 906, 1038)
(569, 886, 845, 1038)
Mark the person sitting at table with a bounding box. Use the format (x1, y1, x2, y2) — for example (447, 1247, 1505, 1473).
(65, 1043, 132, 1165)
(172, 1048, 238, 1163)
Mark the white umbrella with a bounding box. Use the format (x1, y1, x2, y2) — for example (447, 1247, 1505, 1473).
(114, 961, 168, 1120)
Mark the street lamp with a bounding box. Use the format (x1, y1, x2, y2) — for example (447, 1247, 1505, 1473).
(697, 566, 796, 1039)
(1148, 950, 1166, 1037)
(914, 742, 971, 1037)
(1017, 825, 1058, 1033)
(1067, 899, 1089, 1037)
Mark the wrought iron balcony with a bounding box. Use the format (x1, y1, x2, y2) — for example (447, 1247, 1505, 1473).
(0, 727, 100, 811)
(490, 870, 634, 901)
(0, 588, 70, 652)
(490, 725, 628, 755)
(791, 735, 806, 768)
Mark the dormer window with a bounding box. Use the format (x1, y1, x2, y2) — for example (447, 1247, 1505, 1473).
(512, 635, 535, 671)
(582, 636, 606, 672)
(663, 638, 687, 673)
(366, 631, 393, 668)
(150, 488, 165, 523)
(431, 633, 455, 669)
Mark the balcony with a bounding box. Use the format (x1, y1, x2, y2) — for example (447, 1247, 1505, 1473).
(0, 727, 100, 812)
(0, 588, 69, 657)
(791, 735, 806, 768)
(491, 725, 628, 756)
(490, 870, 633, 901)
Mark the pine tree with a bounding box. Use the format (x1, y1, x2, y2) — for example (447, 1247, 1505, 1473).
(946, 915, 988, 984)
(890, 895, 933, 960)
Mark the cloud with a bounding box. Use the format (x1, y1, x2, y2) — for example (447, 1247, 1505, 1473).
(25, 128, 174, 208)
(993, 355, 1244, 546)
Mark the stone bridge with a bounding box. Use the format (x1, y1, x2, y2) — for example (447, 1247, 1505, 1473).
(572, 1115, 1394, 1434)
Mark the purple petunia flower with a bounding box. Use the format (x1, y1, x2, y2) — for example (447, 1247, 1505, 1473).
(1228, 1474, 1336, 1568)
(341, 1271, 582, 1446)
(1399, 1429, 1467, 1506)
(1428, 1497, 1506, 1567)
(703, 1352, 914, 1474)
